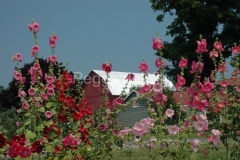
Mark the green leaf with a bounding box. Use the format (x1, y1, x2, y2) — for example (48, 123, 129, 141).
(36, 124, 44, 132)
(46, 102, 52, 108)
(25, 130, 36, 140)
(45, 145, 54, 153)
(190, 152, 197, 160)
(24, 119, 31, 126)
(25, 112, 31, 117)
(44, 120, 53, 127)
(84, 123, 91, 129)
(51, 109, 57, 115)
(37, 107, 45, 112)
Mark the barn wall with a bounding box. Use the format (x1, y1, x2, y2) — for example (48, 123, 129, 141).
(82, 72, 104, 110)
(116, 92, 149, 127)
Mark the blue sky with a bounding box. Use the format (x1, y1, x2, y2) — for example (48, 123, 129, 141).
(0, 1, 234, 88)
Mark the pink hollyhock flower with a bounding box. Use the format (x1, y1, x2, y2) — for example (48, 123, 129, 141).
(207, 135, 220, 146)
(199, 114, 207, 121)
(99, 124, 106, 131)
(18, 89, 26, 98)
(168, 125, 179, 135)
(32, 45, 39, 54)
(45, 74, 55, 84)
(231, 46, 240, 55)
(141, 118, 155, 127)
(46, 83, 55, 90)
(191, 139, 200, 152)
(211, 129, 220, 136)
(193, 120, 207, 132)
(152, 38, 164, 50)
(22, 101, 30, 110)
(139, 61, 149, 73)
(193, 97, 208, 111)
(125, 73, 135, 81)
(47, 89, 54, 96)
(218, 62, 227, 73)
(33, 63, 40, 70)
(47, 55, 57, 65)
(196, 39, 208, 53)
(49, 37, 56, 48)
(32, 22, 39, 32)
(45, 111, 53, 118)
(50, 35, 58, 42)
(30, 52, 36, 58)
(201, 81, 214, 93)
(62, 134, 77, 147)
(221, 81, 228, 87)
(113, 97, 124, 105)
(155, 58, 166, 68)
(14, 71, 22, 80)
(102, 63, 112, 73)
(209, 50, 218, 58)
(20, 77, 26, 84)
(16, 121, 21, 126)
(217, 101, 225, 108)
(12, 54, 23, 62)
(214, 41, 224, 51)
(28, 88, 36, 96)
(28, 24, 33, 31)
(165, 109, 174, 118)
(178, 58, 188, 68)
(41, 94, 48, 101)
(184, 120, 190, 127)
(152, 82, 163, 95)
(141, 84, 152, 94)
(177, 74, 186, 86)
(210, 70, 215, 81)
(237, 85, 240, 92)
(190, 61, 204, 74)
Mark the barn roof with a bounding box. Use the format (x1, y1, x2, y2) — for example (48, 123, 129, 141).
(91, 70, 176, 95)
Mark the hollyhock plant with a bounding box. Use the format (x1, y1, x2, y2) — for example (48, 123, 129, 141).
(152, 38, 164, 50)
(168, 125, 179, 135)
(165, 109, 174, 118)
(178, 58, 188, 68)
(125, 73, 135, 81)
(196, 39, 208, 53)
(102, 62, 112, 73)
(152, 82, 163, 95)
(139, 61, 149, 73)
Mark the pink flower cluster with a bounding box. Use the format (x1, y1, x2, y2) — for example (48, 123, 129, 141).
(190, 139, 201, 152)
(178, 58, 188, 68)
(152, 38, 165, 50)
(125, 73, 135, 81)
(176, 74, 186, 90)
(132, 118, 155, 137)
(195, 39, 208, 53)
(155, 58, 166, 69)
(45, 74, 55, 96)
(193, 114, 208, 134)
(12, 53, 22, 62)
(207, 129, 220, 146)
(62, 134, 82, 148)
(119, 128, 132, 139)
(139, 61, 149, 74)
(190, 61, 204, 74)
(28, 21, 39, 33)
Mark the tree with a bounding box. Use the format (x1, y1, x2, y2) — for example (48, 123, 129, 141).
(150, 0, 240, 86)
(0, 58, 68, 109)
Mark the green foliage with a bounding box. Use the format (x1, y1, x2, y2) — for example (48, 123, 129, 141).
(150, 0, 240, 86)
(0, 107, 21, 139)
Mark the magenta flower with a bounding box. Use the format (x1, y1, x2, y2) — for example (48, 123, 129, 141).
(209, 50, 218, 58)
(178, 58, 188, 68)
(99, 124, 106, 131)
(232, 46, 240, 55)
(141, 84, 152, 94)
(195, 39, 208, 53)
(155, 58, 166, 69)
(47, 89, 55, 96)
(193, 120, 207, 132)
(101, 63, 112, 73)
(46, 83, 55, 90)
(49, 37, 56, 48)
(214, 41, 224, 51)
(28, 87, 36, 96)
(165, 109, 174, 118)
(152, 38, 164, 50)
(45, 111, 53, 119)
(22, 101, 30, 110)
(32, 22, 39, 32)
(125, 73, 135, 81)
(14, 71, 22, 80)
(18, 89, 26, 98)
(32, 45, 39, 54)
(139, 61, 149, 73)
(113, 97, 124, 105)
(201, 81, 214, 93)
(177, 74, 186, 86)
(47, 55, 57, 65)
(33, 63, 41, 70)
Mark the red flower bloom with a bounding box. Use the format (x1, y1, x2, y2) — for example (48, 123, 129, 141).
(0, 133, 7, 148)
(31, 140, 44, 154)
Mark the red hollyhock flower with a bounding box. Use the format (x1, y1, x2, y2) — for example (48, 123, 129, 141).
(0, 133, 7, 148)
(8, 134, 26, 145)
(31, 140, 44, 154)
(55, 146, 61, 154)
(102, 63, 112, 73)
(18, 146, 32, 158)
(58, 113, 67, 122)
